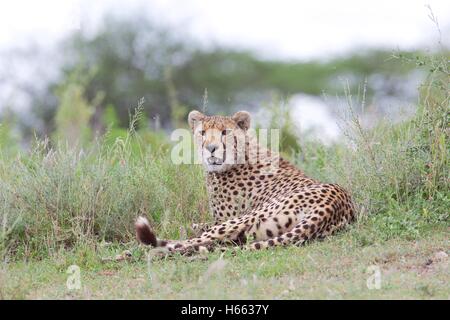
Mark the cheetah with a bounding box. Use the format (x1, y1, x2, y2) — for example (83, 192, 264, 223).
(135, 110, 356, 255)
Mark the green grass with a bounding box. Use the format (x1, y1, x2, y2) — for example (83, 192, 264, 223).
(1, 224, 448, 299)
(0, 139, 210, 260)
(0, 51, 448, 299)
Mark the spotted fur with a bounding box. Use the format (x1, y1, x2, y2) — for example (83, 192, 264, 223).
(135, 110, 356, 255)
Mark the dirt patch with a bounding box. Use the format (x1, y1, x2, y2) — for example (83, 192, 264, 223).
(418, 250, 448, 275)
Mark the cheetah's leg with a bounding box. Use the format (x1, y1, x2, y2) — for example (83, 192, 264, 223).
(244, 218, 321, 250)
(245, 209, 352, 250)
(135, 214, 253, 255)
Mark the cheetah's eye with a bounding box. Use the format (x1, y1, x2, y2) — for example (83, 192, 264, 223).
(221, 130, 229, 136)
(200, 130, 206, 136)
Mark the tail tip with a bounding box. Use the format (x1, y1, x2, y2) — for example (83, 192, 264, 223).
(135, 216, 150, 227)
(135, 216, 158, 247)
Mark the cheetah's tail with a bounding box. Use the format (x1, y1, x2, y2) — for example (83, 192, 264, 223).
(135, 216, 161, 247)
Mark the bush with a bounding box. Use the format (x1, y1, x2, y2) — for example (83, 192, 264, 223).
(0, 130, 209, 260)
(293, 52, 449, 241)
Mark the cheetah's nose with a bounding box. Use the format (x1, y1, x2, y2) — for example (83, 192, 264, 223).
(206, 144, 219, 154)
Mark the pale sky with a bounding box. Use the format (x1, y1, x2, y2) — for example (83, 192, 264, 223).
(0, 0, 449, 59)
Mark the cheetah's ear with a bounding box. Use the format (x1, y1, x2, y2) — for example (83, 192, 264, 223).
(188, 110, 206, 130)
(232, 111, 251, 131)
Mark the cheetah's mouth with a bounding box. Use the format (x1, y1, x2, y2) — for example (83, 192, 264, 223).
(207, 156, 223, 166)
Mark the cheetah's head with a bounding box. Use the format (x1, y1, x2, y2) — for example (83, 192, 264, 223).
(188, 110, 251, 173)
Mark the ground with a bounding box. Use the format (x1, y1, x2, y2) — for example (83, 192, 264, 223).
(1, 224, 448, 299)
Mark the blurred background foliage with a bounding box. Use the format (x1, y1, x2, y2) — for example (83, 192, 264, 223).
(0, 13, 439, 149)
